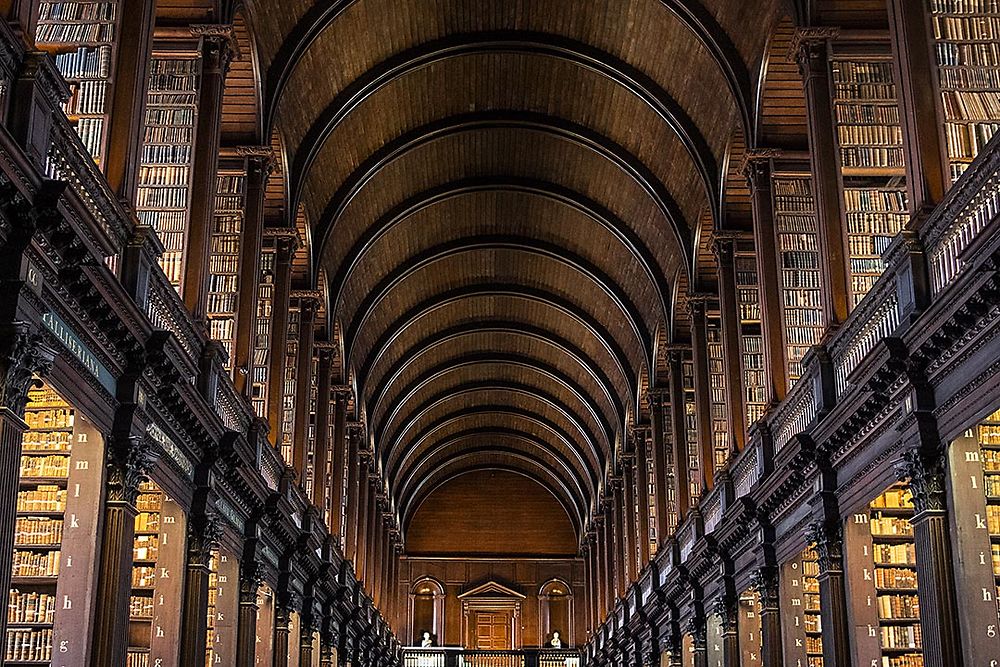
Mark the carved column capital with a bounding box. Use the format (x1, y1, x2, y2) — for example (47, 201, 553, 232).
(645, 388, 669, 411)
(749, 566, 780, 609)
(239, 559, 264, 603)
(188, 512, 223, 566)
(805, 519, 844, 573)
(712, 594, 738, 633)
(788, 27, 840, 78)
(0, 322, 55, 414)
(106, 431, 159, 505)
(897, 447, 947, 515)
(265, 227, 301, 260)
(190, 24, 237, 75)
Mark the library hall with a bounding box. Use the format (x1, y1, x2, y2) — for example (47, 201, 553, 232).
(2, 0, 1000, 665)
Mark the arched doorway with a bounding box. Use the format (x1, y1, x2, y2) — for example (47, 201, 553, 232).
(409, 577, 445, 645)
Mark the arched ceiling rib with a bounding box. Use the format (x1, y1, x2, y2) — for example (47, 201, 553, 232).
(249, 0, 780, 550)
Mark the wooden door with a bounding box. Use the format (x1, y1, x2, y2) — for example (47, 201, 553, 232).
(473, 611, 512, 649)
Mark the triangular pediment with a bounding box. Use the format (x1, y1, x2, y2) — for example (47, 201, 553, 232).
(458, 581, 525, 599)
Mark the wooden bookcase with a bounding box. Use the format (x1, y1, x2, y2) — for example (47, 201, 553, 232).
(705, 614, 723, 667)
(206, 549, 239, 665)
(734, 245, 766, 426)
(135, 51, 200, 291)
(845, 485, 923, 667)
(251, 246, 275, 420)
(207, 163, 247, 372)
(830, 52, 910, 309)
(255, 584, 276, 666)
(930, 0, 1000, 183)
(305, 354, 319, 499)
(280, 302, 301, 464)
(706, 313, 731, 472)
(34, 1, 119, 163)
(771, 173, 825, 386)
(780, 546, 823, 667)
(681, 357, 701, 501)
(8, 383, 103, 666)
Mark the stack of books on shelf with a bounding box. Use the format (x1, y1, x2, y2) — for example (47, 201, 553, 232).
(932, 0, 1000, 182)
(831, 55, 910, 307)
(734, 251, 766, 424)
(977, 410, 1000, 609)
(35, 1, 119, 162)
(207, 170, 247, 369)
(127, 481, 163, 663)
(251, 249, 275, 420)
(870, 486, 924, 667)
(136, 54, 200, 290)
(772, 175, 824, 384)
(681, 358, 701, 501)
(706, 316, 731, 471)
(280, 305, 301, 463)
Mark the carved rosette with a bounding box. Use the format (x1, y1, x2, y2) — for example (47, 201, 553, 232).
(749, 566, 780, 609)
(0, 322, 55, 415)
(107, 432, 158, 505)
(805, 520, 844, 573)
(897, 447, 947, 514)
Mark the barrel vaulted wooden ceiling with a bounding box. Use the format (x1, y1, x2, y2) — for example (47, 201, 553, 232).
(235, 0, 784, 547)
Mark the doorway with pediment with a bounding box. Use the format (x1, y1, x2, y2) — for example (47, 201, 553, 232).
(458, 581, 526, 650)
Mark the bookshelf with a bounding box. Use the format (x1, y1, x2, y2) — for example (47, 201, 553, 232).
(127, 481, 162, 667)
(978, 411, 1000, 621)
(35, 1, 119, 163)
(682, 357, 701, 501)
(280, 303, 301, 463)
(734, 248, 766, 426)
(206, 548, 219, 666)
(136, 52, 200, 290)
(830, 54, 910, 308)
(251, 247, 275, 419)
(780, 546, 823, 667)
(706, 314, 731, 472)
(869, 486, 924, 667)
(304, 354, 318, 499)
(930, 0, 1000, 183)
(207, 166, 247, 371)
(772, 174, 825, 385)
(644, 452, 657, 557)
(9, 383, 103, 665)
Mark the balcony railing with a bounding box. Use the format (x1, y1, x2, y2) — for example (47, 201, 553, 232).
(402, 648, 580, 667)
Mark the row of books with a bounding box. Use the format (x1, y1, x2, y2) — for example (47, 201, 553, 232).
(140, 144, 192, 165)
(835, 102, 900, 125)
(939, 64, 1000, 89)
(847, 213, 909, 236)
(136, 186, 190, 209)
(7, 591, 56, 624)
(4, 628, 52, 662)
(881, 625, 922, 649)
(39, 1, 116, 21)
(132, 565, 156, 588)
(932, 15, 1000, 40)
(19, 455, 70, 479)
(67, 79, 107, 115)
(144, 107, 195, 126)
(36, 21, 114, 44)
(875, 566, 918, 589)
(142, 125, 194, 145)
(137, 165, 191, 186)
(54, 45, 112, 80)
(137, 211, 186, 233)
(16, 486, 66, 515)
(133, 534, 158, 562)
(15, 517, 63, 546)
(941, 89, 1000, 121)
(833, 60, 894, 83)
(24, 409, 74, 430)
(210, 236, 242, 256)
(936, 41, 1000, 67)
(135, 511, 160, 533)
(25, 389, 66, 407)
(880, 655, 924, 667)
(848, 235, 893, 257)
(931, 0, 1000, 13)
(833, 83, 898, 102)
(839, 146, 905, 169)
(872, 489, 914, 508)
(207, 294, 237, 316)
(985, 504, 1000, 533)
(22, 431, 71, 451)
(877, 594, 921, 620)
(75, 117, 103, 158)
(127, 650, 152, 667)
(209, 319, 235, 341)
(944, 121, 1000, 158)
(12, 550, 60, 577)
(873, 542, 917, 566)
(130, 594, 154, 619)
(209, 257, 239, 279)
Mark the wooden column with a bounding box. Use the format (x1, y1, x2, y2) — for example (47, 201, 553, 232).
(899, 446, 962, 667)
(646, 392, 674, 539)
(182, 26, 233, 319)
(581, 539, 593, 633)
(611, 477, 627, 596)
(356, 456, 371, 580)
(713, 595, 740, 667)
(291, 293, 318, 484)
(102, 0, 156, 204)
(329, 387, 351, 538)
(594, 518, 607, 619)
(887, 0, 949, 214)
(742, 152, 787, 403)
(233, 148, 274, 395)
(687, 296, 716, 490)
(266, 231, 297, 445)
(300, 622, 314, 667)
(689, 617, 707, 667)
(666, 349, 691, 517)
(602, 502, 616, 611)
(807, 464, 851, 666)
(274, 596, 293, 667)
(633, 431, 652, 567)
(711, 234, 747, 449)
(751, 567, 783, 667)
(793, 28, 850, 326)
(236, 559, 261, 667)
(622, 454, 638, 583)
(312, 346, 335, 517)
(90, 428, 157, 665)
(180, 515, 222, 666)
(344, 423, 363, 564)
